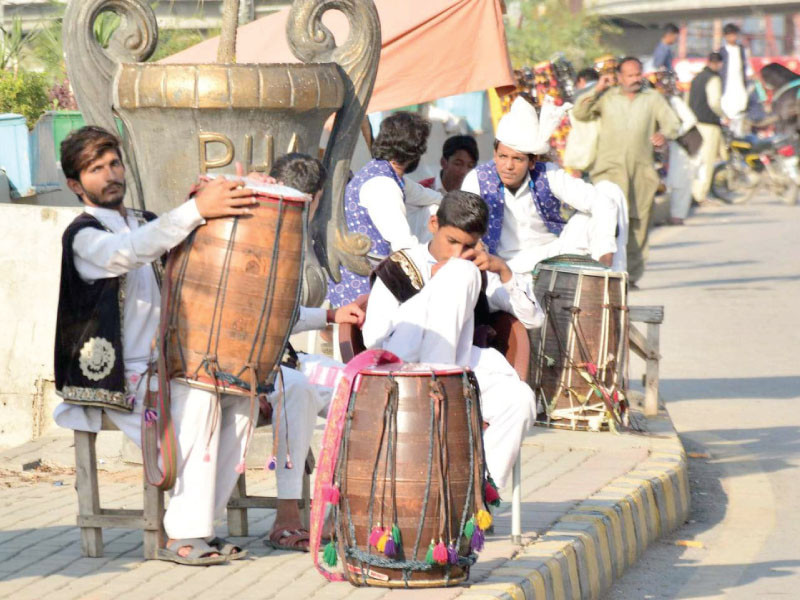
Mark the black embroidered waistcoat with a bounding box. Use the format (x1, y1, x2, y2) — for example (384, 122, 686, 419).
(54, 210, 158, 412)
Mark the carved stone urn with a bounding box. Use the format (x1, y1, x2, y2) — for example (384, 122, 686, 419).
(63, 0, 380, 305)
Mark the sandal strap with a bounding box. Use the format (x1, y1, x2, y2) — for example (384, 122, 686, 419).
(167, 538, 218, 559)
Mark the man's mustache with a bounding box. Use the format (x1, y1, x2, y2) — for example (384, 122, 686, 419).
(103, 182, 125, 194)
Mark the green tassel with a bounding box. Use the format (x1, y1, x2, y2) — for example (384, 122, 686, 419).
(425, 540, 435, 565)
(463, 517, 475, 539)
(391, 523, 402, 549)
(323, 540, 338, 567)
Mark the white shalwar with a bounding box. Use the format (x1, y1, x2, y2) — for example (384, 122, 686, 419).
(721, 43, 750, 136)
(667, 95, 699, 221)
(462, 164, 621, 276)
(361, 244, 544, 488)
(359, 172, 442, 251)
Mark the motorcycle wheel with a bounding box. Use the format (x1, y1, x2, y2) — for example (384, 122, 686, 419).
(710, 161, 757, 204)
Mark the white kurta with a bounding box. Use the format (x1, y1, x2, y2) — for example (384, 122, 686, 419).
(361, 243, 543, 488)
(359, 173, 443, 252)
(461, 164, 619, 275)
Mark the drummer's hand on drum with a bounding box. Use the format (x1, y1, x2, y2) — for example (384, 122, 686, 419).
(462, 247, 513, 283)
(194, 176, 258, 219)
(332, 302, 366, 326)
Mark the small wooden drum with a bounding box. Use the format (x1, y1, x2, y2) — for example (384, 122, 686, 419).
(529, 255, 629, 430)
(335, 363, 486, 588)
(162, 180, 310, 396)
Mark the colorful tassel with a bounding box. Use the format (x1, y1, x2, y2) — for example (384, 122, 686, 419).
(463, 517, 475, 540)
(322, 540, 338, 566)
(235, 461, 245, 474)
(368, 526, 383, 547)
(447, 541, 459, 565)
(285, 455, 294, 470)
(484, 480, 501, 507)
(391, 523, 402, 548)
(266, 456, 277, 471)
(470, 527, 485, 552)
(376, 531, 388, 553)
(203, 451, 211, 463)
(476, 509, 493, 531)
(433, 540, 448, 565)
(322, 483, 340, 504)
(383, 534, 396, 557)
(425, 540, 436, 565)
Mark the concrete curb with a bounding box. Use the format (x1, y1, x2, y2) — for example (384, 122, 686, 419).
(462, 415, 690, 600)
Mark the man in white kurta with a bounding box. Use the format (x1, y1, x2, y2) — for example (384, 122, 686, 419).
(462, 96, 623, 276)
(362, 191, 543, 488)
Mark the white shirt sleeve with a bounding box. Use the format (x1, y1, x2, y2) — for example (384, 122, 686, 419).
(361, 277, 401, 349)
(461, 169, 481, 194)
(545, 165, 616, 217)
(359, 176, 420, 252)
(72, 200, 205, 282)
(292, 306, 327, 334)
(403, 177, 443, 208)
(485, 272, 544, 329)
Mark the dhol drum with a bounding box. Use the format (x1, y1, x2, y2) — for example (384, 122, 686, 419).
(334, 363, 489, 588)
(161, 179, 311, 396)
(529, 255, 629, 431)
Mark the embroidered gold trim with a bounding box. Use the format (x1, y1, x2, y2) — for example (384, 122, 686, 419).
(60, 385, 132, 412)
(389, 250, 423, 290)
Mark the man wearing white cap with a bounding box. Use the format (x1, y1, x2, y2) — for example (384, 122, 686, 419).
(462, 95, 624, 276)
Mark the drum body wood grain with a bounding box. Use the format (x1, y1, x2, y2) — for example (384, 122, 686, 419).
(529, 257, 628, 430)
(337, 364, 484, 587)
(163, 187, 308, 395)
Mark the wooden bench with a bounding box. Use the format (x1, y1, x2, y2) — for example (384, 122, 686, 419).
(628, 305, 664, 416)
(75, 414, 313, 557)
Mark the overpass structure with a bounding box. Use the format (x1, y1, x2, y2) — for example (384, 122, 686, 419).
(586, 0, 800, 25)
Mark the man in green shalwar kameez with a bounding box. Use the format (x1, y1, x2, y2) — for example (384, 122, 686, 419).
(572, 57, 680, 285)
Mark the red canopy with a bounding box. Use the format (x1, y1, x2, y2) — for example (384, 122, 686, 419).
(163, 0, 515, 114)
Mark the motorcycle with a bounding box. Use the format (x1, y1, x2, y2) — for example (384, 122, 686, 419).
(710, 129, 800, 205)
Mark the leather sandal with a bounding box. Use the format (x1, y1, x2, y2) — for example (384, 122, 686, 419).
(263, 528, 310, 553)
(208, 536, 249, 560)
(156, 538, 229, 565)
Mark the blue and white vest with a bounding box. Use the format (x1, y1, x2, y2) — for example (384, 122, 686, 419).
(326, 159, 404, 307)
(475, 161, 568, 255)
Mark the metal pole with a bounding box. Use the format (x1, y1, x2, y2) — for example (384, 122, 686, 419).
(511, 456, 521, 544)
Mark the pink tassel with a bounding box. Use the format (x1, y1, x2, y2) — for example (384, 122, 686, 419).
(285, 458, 294, 469)
(322, 484, 340, 504)
(235, 462, 245, 474)
(368, 526, 383, 547)
(203, 451, 211, 463)
(432, 540, 448, 565)
(266, 456, 277, 471)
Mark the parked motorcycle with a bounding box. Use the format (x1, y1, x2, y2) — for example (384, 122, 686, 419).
(710, 129, 800, 205)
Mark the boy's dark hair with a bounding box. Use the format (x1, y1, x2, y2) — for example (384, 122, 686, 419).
(436, 190, 489, 236)
(60, 126, 122, 182)
(576, 67, 599, 83)
(371, 112, 431, 165)
(269, 152, 327, 195)
(708, 52, 723, 63)
(664, 23, 679, 35)
(442, 135, 479, 163)
(617, 56, 643, 72)
(723, 23, 740, 36)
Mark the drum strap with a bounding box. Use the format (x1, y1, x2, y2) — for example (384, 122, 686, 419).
(310, 349, 402, 581)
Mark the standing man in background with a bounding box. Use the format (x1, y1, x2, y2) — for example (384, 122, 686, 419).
(689, 52, 725, 203)
(719, 23, 751, 136)
(572, 57, 680, 287)
(652, 23, 680, 72)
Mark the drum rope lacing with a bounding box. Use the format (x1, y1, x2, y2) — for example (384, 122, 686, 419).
(336, 372, 480, 584)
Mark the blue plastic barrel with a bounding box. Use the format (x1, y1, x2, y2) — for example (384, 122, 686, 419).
(0, 113, 33, 196)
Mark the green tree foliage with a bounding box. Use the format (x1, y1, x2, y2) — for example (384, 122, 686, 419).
(0, 17, 31, 71)
(505, 0, 620, 69)
(0, 70, 51, 128)
(149, 28, 219, 63)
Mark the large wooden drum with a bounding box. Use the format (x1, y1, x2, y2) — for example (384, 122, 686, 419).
(335, 364, 486, 588)
(162, 181, 310, 395)
(529, 255, 629, 430)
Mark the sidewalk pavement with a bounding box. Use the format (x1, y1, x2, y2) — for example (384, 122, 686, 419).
(0, 404, 688, 600)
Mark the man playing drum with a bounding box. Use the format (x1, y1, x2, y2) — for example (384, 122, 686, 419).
(53, 126, 267, 565)
(461, 96, 625, 275)
(361, 190, 543, 489)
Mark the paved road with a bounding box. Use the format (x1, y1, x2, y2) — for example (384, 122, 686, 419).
(608, 194, 800, 598)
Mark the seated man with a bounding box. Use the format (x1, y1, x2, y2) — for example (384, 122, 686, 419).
(53, 126, 262, 565)
(361, 191, 543, 488)
(420, 134, 479, 193)
(263, 153, 364, 552)
(327, 112, 442, 307)
(462, 96, 623, 276)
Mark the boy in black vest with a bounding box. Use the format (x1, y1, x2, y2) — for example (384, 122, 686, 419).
(362, 190, 543, 489)
(53, 126, 265, 565)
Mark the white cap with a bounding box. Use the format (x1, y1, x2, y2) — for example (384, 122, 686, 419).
(496, 95, 572, 155)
